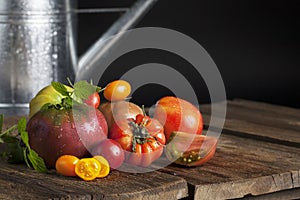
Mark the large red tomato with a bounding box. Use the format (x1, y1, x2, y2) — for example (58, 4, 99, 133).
(153, 96, 203, 141)
(27, 105, 108, 168)
(109, 114, 165, 167)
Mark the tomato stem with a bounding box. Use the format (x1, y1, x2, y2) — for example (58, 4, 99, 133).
(67, 77, 74, 88)
(141, 105, 147, 116)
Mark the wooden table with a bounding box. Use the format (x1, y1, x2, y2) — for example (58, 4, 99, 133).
(0, 99, 299, 199)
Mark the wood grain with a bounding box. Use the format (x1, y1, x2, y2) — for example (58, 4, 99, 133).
(0, 161, 188, 200)
(160, 133, 300, 200)
(201, 99, 300, 146)
(236, 188, 300, 200)
(0, 117, 188, 200)
(1, 100, 300, 199)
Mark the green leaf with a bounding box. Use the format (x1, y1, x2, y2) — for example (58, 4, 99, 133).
(51, 81, 70, 96)
(71, 94, 83, 104)
(17, 117, 27, 133)
(20, 131, 30, 149)
(1, 134, 18, 143)
(0, 141, 24, 164)
(0, 124, 17, 138)
(23, 148, 31, 168)
(73, 80, 97, 100)
(18, 117, 30, 149)
(61, 96, 73, 109)
(0, 116, 46, 172)
(27, 149, 47, 173)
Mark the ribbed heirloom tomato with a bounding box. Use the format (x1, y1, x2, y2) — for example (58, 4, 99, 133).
(109, 114, 165, 167)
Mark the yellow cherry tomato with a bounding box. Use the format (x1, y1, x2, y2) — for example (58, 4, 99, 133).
(75, 158, 101, 181)
(55, 155, 79, 177)
(104, 80, 131, 102)
(93, 155, 110, 178)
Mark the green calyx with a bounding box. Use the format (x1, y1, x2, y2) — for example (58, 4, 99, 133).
(129, 121, 152, 152)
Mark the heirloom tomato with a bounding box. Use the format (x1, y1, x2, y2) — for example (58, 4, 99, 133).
(153, 96, 203, 141)
(109, 114, 165, 167)
(99, 101, 143, 131)
(27, 105, 108, 168)
(27, 80, 108, 168)
(165, 131, 217, 167)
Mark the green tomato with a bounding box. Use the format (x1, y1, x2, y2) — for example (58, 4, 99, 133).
(29, 85, 73, 118)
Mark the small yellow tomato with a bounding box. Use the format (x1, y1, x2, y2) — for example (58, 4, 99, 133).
(75, 158, 101, 181)
(93, 155, 110, 178)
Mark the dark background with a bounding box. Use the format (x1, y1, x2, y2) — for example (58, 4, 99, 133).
(78, 0, 300, 108)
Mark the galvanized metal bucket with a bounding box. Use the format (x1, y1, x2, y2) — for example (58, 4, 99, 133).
(0, 0, 157, 116)
(0, 0, 76, 115)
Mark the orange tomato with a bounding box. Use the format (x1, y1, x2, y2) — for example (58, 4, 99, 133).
(93, 155, 110, 178)
(55, 155, 79, 177)
(104, 80, 131, 101)
(75, 158, 101, 181)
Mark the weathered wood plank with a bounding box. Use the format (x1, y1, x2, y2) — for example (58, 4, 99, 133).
(0, 161, 188, 200)
(201, 99, 300, 146)
(0, 116, 188, 200)
(160, 133, 300, 200)
(230, 99, 300, 118)
(2, 100, 300, 199)
(236, 188, 300, 200)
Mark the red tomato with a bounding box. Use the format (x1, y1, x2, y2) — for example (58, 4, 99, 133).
(90, 139, 125, 169)
(109, 115, 165, 167)
(84, 92, 100, 108)
(165, 131, 217, 167)
(154, 96, 203, 141)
